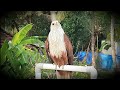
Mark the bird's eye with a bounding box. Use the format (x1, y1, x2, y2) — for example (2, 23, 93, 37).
(52, 23, 54, 25)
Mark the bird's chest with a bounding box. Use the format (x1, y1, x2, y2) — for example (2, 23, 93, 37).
(48, 31, 66, 58)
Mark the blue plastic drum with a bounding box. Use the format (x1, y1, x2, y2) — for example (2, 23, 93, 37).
(99, 53, 113, 69)
(77, 51, 86, 61)
(86, 52, 92, 65)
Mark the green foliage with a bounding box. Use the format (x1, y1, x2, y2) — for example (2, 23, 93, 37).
(104, 45, 111, 50)
(106, 24, 120, 42)
(94, 11, 111, 32)
(104, 12, 120, 42)
(0, 24, 47, 79)
(61, 11, 91, 52)
(0, 40, 9, 66)
(72, 72, 90, 79)
(20, 39, 44, 46)
(30, 14, 51, 38)
(99, 41, 108, 51)
(41, 70, 90, 79)
(97, 70, 114, 79)
(0, 11, 28, 35)
(99, 40, 112, 52)
(12, 23, 33, 45)
(56, 11, 69, 22)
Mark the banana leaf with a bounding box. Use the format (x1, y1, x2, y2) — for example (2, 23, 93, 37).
(19, 38, 44, 47)
(12, 24, 33, 45)
(0, 40, 9, 65)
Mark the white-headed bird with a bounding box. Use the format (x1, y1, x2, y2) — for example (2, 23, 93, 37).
(45, 20, 74, 79)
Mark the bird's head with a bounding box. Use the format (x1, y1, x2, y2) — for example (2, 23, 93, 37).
(50, 20, 62, 31)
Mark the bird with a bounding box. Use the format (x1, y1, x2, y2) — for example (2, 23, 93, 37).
(45, 20, 74, 79)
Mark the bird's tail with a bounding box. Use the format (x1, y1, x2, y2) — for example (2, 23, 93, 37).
(56, 70, 72, 79)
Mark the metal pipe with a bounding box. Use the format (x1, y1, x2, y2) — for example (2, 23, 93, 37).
(35, 63, 97, 79)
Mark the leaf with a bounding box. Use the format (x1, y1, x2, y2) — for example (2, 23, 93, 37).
(2, 65, 11, 72)
(14, 45, 25, 58)
(19, 48, 34, 66)
(11, 23, 33, 45)
(10, 57, 21, 71)
(23, 36, 47, 40)
(0, 40, 9, 54)
(99, 41, 108, 51)
(19, 38, 44, 47)
(6, 49, 14, 61)
(0, 40, 9, 65)
(19, 53, 28, 65)
(104, 45, 111, 50)
(30, 51, 38, 63)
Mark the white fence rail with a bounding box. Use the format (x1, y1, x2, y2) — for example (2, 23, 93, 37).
(35, 63, 97, 79)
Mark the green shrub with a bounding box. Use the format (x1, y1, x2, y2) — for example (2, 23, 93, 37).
(0, 24, 47, 79)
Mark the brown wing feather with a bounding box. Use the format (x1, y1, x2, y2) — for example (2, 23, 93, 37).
(64, 34, 74, 65)
(45, 38, 54, 63)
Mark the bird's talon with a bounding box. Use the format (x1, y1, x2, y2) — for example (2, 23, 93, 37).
(55, 65, 57, 71)
(62, 65, 64, 69)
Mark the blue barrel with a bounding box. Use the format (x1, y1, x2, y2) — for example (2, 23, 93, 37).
(77, 51, 92, 65)
(77, 51, 86, 61)
(99, 53, 113, 69)
(116, 55, 120, 65)
(86, 52, 92, 65)
(77, 52, 114, 68)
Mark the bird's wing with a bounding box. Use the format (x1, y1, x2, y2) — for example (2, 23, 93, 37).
(64, 34, 74, 65)
(45, 38, 54, 63)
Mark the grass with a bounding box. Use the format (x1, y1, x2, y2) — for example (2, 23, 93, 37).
(41, 69, 90, 79)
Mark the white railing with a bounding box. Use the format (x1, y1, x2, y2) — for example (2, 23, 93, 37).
(35, 63, 97, 79)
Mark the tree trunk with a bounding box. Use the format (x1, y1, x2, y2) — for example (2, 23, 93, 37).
(111, 14, 116, 69)
(74, 40, 80, 56)
(91, 12, 96, 67)
(82, 39, 91, 63)
(50, 11, 56, 21)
